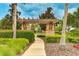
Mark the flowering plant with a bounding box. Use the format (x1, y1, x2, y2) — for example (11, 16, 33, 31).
(73, 44, 79, 48)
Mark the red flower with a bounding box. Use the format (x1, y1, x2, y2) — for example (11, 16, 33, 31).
(73, 44, 79, 48)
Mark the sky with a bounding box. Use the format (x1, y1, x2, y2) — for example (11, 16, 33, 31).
(0, 3, 79, 20)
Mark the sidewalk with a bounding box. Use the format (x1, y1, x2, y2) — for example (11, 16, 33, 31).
(22, 37, 46, 56)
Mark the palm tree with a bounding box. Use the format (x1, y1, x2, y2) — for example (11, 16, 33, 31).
(59, 3, 68, 50)
(12, 3, 17, 38)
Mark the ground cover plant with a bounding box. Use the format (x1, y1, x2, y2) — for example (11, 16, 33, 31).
(0, 38, 29, 56)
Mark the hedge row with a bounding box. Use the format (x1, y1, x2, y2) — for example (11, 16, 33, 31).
(0, 38, 29, 56)
(67, 36, 79, 43)
(0, 30, 35, 43)
(45, 34, 61, 43)
(38, 34, 79, 43)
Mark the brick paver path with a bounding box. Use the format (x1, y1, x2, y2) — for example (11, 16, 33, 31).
(22, 37, 46, 56)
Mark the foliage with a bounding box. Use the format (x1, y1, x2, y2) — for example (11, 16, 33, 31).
(31, 24, 41, 33)
(37, 34, 46, 37)
(0, 38, 29, 56)
(0, 14, 12, 29)
(55, 25, 62, 34)
(45, 34, 61, 43)
(16, 31, 35, 43)
(67, 7, 79, 28)
(0, 46, 16, 56)
(67, 36, 79, 43)
(17, 21, 22, 29)
(0, 14, 21, 29)
(39, 7, 56, 32)
(0, 30, 35, 43)
(67, 13, 74, 27)
(67, 28, 79, 37)
(40, 33, 79, 43)
(39, 7, 55, 19)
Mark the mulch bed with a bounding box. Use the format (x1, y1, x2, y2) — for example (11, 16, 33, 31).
(45, 43, 79, 56)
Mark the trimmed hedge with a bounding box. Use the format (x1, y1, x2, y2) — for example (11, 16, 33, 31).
(0, 30, 35, 43)
(42, 34, 79, 43)
(0, 38, 29, 56)
(45, 34, 61, 43)
(68, 28, 79, 37)
(37, 34, 46, 37)
(67, 36, 79, 43)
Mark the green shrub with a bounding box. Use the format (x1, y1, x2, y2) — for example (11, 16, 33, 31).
(0, 31, 12, 38)
(67, 36, 79, 43)
(45, 34, 61, 43)
(44, 34, 79, 43)
(16, 31, 35, 43)
(7, 38, 29, 54)
(55, 25, 62, 34)
(0, 38, 29, 56)
(0, 30, 35, 43)
(0, 45, 16, 56)
(37, 34, 46, 37)
(69, 28, 79, 37)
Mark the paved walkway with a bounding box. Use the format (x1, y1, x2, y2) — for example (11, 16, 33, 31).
(22, 37, 46, 56)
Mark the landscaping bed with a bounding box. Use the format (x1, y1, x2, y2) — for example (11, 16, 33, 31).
(45, 43, 79, 56)
(38, 33, 79, 56)
(0, 38, 29, 56)
(38, 33, 79, 43)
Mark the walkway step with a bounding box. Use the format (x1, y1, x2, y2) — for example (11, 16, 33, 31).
(22, 38, 46, 56)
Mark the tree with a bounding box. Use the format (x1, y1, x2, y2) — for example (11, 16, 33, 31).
(0, 14, 12, 29)
(67, 13, 74, 27)
(0, 14, 21, 30)
(59, 3, 68, 50)
(39, 7, 55, 19)
(73, 7, 79, 28)
(67, 7, 79, 28)
(39, 7, 55, 31)
(11, 3, 17, 39)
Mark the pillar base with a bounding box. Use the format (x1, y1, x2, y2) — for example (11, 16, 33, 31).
(46, 30, 55, 35)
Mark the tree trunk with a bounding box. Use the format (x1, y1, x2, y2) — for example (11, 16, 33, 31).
(12, 3, 17, 39)
(59, 3, 68, 50)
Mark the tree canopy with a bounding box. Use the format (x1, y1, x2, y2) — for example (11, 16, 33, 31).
(67, 7, 79, 28)
(0, 14, 21, 29)
(39, 7, 55, 19)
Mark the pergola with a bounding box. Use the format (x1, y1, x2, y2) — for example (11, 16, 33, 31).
(18, 19, 57, 34)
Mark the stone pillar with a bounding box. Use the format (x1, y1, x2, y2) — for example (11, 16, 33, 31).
(46, 23, 55, 35)
(46, 24, 50, 35)
(21, 24, 24, 30)
(29, 24, 32, 30)
(51, 24, 55, 34)
(27, 24, 32, 30)
(23, 23, 26, 30)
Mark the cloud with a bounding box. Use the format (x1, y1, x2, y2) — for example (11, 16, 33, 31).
(14, 3, 79, 19)
(17, 3, 56, 19)
(0, 3, 78, 20)
(68, 8, 77, 13)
